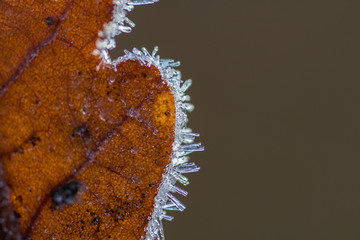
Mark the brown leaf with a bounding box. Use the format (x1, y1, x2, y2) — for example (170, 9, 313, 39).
(0, 0, 202, 239)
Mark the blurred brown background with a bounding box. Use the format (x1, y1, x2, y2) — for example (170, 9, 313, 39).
(111, 1, 360, 239)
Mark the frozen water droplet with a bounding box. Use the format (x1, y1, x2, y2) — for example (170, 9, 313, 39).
(108, 97, 114, 103)
(108, 75, 115, 85)
(99, 114, 106, 121)
(130, 146, 138, 154)
(153, 128, 158, 135)
(127, 107, 140, 119)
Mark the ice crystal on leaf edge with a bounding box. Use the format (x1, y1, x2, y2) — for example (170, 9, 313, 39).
(92, 0, 204, 239)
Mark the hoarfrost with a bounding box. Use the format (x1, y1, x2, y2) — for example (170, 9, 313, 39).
(93, 0, 159, 65)
(119, 48, 204, 240)
(93, 1, 204, 239)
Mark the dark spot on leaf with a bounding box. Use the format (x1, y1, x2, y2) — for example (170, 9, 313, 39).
(134, 201, 141, 208)
(51, 181, 81, 206)
(13, 211, 21, 218)
(26, 135, 41, 147)
(75, 123, 91, 142)
(16, 195, 23, 203)
(78, 71, 82, 76)
(45, 16, 55, 26)
(14, 146, 24, 154)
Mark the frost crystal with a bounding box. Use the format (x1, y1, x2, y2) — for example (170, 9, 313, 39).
(93, 0, 159, 64)
(94, 1, 203, 239)
(115, 48, 204, 240)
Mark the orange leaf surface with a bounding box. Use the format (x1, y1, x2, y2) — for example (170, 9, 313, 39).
(0, 0, 202, 239)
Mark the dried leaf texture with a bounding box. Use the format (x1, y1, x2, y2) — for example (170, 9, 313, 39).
(0, 1, 175, 239)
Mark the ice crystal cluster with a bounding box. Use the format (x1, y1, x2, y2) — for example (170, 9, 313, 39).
(94, 1, 204, 239)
